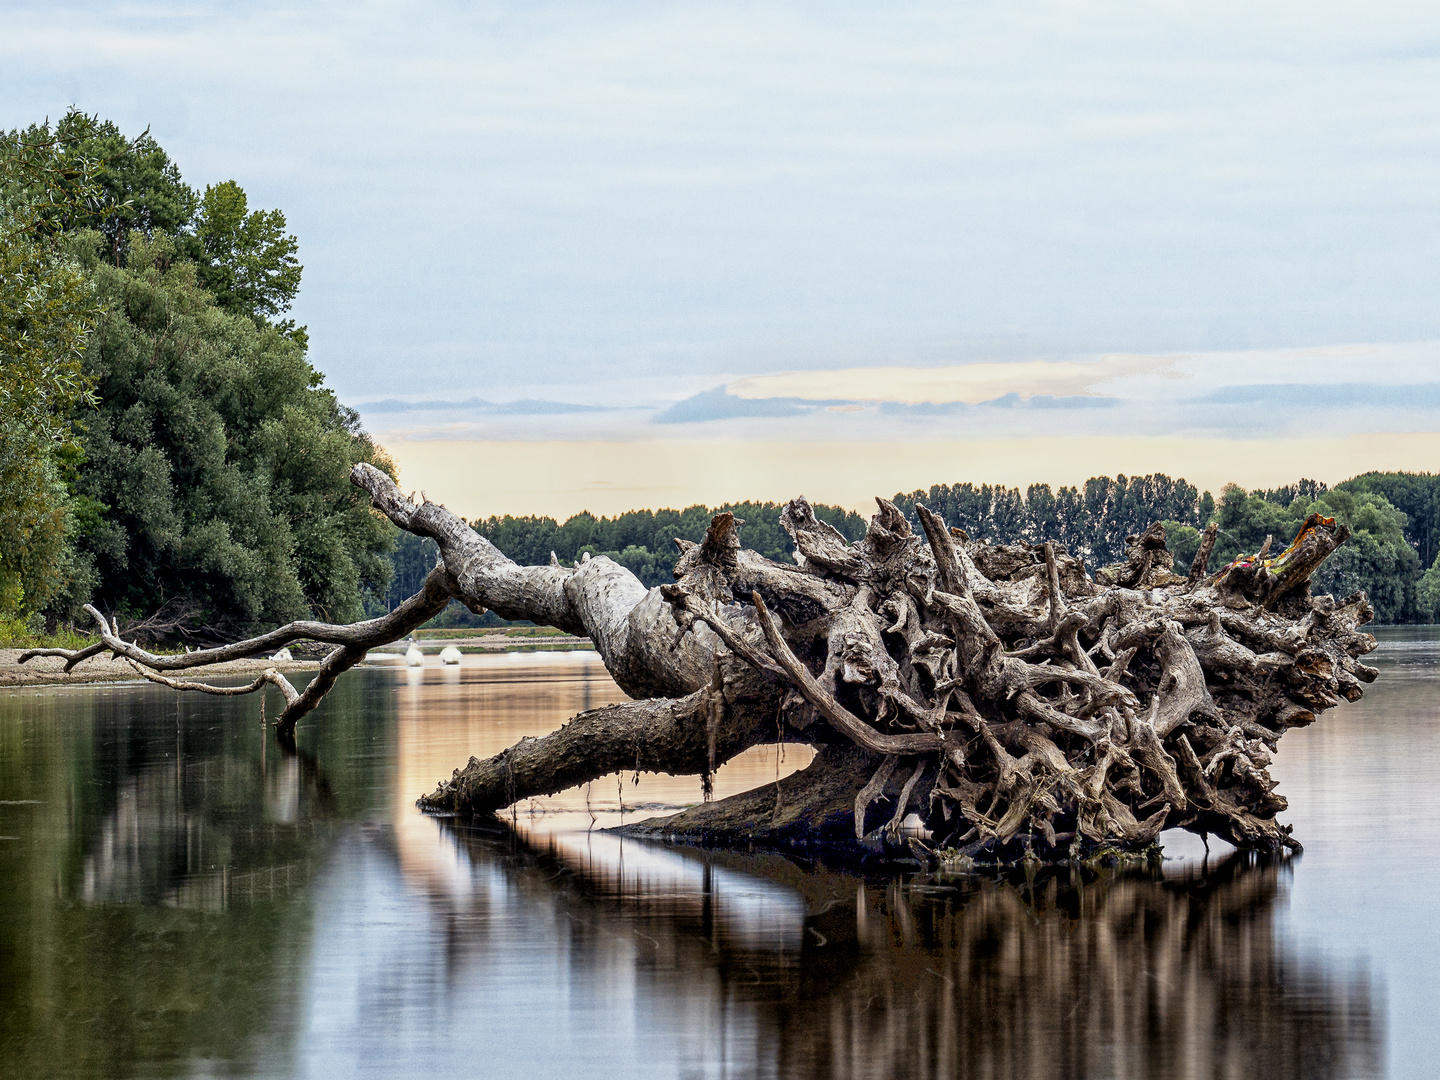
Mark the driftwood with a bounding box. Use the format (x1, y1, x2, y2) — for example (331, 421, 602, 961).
(24, 463, 1378, 864)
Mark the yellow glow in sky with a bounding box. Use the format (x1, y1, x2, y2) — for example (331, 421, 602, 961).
(384, 432, 1440, 521)
(726, 354, 1182, 405)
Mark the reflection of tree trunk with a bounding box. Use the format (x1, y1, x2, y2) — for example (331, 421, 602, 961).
(34, 465, 1378, 863)
(79, 727, 338, 909)
(440, 820, 1381, 1080)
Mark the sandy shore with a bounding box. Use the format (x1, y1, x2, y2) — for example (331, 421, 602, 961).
(0, 648, 320, 688)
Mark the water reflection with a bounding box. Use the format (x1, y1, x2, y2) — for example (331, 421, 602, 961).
(418, 821, 1380, 1080)
(0, 649, 1406, 1078)
(79, 738, 336, 910)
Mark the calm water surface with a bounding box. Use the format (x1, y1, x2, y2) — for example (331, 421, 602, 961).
(2, 631, 1437, 1079)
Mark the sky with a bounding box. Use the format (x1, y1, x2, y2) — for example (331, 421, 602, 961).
(6, 1, 1440, 518)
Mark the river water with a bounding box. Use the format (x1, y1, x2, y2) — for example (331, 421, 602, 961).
(1, 630, 1437, 1079)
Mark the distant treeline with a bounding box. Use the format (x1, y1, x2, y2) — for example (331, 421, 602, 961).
(894, 472, 1439, 624)
(391, 471, 1440, 628)
(890, 474, 1218, 568)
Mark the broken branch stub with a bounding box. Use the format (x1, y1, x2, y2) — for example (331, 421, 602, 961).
(35, 463, 1376, 864)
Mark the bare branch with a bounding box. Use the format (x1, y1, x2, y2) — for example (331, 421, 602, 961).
(18, 640, 106, 671)
(1188, 522, 1219, 583)
(124, 659, 300, 705)
(34, 565, 457, 675)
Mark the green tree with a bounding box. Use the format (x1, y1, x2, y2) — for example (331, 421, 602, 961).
(1418, 553, 1440, 621)
(891, 474, 1214, 566)
(386, 531, 439, 610)
(1336, 472, 1440, 571)
(53, 113, 197, 268)
(1306, 488, 1418, 622)
(0, 115, 394, 637)
(0, 115, 104, 619)
(65, 231, 391, 635)
(194, 181, 302, 323)
(1160, 520, 1202, 569)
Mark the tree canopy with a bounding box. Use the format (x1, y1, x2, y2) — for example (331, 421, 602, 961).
(194, 180, 302, 323)
(67, 231, 393, 634)
(0, 117, 103, 619)
(0, 111, 392, 637)
(53, 113, 196, 268)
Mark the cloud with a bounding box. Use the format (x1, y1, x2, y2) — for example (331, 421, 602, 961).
(726, 355, 1180, 406)
(1191, 383, 1440, 408)
(875, 395, 1123, 416)
(983, 394, 1125, 410)
(653, 386, 853, 423)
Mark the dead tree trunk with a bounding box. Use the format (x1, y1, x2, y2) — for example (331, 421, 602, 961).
(26, 462, 1377, 864)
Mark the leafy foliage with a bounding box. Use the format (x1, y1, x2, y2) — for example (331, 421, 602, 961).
(387, 530, 439, 608)
(0, 113, 395, 637)
(1336, 472, 1440, 571)
(53, 113, 197, 268)
(194, 181, 302, 324)
(64, 232, 393, 635)
(0, 115, 104, 617)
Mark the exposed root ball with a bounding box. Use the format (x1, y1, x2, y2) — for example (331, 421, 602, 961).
(652, 498, 1372, 861)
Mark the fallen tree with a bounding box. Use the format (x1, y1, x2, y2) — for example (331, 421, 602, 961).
(23, 463, 1378, 864)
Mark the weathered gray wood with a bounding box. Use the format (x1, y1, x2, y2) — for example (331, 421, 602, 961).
(33, 465, 1377, 864)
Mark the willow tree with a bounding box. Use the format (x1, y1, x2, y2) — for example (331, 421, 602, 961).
(26, 464, 1378, 864)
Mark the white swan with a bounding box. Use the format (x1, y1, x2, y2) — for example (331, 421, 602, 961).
(439, 646, 462, 665)
(404, 644, 425, 667)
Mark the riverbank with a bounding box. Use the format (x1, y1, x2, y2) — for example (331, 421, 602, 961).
(0, 633, 595, 687)
(0, 649, 320, 688)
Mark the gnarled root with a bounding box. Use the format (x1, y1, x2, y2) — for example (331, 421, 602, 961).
(634, 494, 1369, 863)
